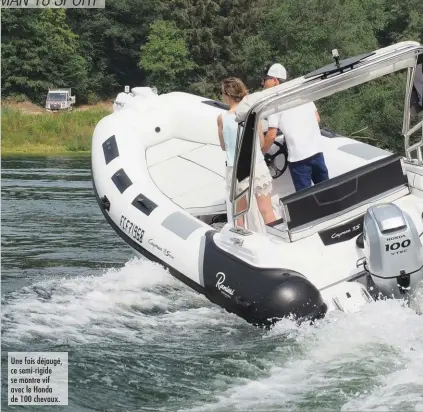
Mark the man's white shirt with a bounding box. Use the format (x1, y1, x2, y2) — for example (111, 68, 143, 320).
(267, 102, 321, 162)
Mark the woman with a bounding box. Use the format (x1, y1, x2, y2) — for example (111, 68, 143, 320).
(217, 77, 276, 228)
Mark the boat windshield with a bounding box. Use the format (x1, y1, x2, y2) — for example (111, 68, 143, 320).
(229, 42, 423, 231)
(47, 93, 67, 101)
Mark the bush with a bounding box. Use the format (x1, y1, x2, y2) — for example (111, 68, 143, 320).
(3, 93, 29, 103)
(86, 92, 101, 105)
(1, 107, 111, 153)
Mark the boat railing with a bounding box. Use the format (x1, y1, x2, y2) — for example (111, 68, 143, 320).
(404, 119, 423, 163)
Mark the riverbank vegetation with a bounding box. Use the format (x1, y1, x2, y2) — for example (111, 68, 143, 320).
(2, 0, 422, 153)
(1, 103, 111, 154)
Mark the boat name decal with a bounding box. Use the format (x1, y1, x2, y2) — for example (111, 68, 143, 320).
(215, 272, 235, 296)
(331, 223, 361, 240)
(119, 215, 144, 243)
(318, 214, 364, 246)
(148, 239, 175, 259)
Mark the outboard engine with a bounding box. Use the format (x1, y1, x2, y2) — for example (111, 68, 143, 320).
(363, 203, 423, 298)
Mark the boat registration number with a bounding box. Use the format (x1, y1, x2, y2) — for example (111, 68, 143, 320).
(119, 215, 145, 243)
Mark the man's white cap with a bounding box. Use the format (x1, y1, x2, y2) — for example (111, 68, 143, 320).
(263, 63, 287, 80)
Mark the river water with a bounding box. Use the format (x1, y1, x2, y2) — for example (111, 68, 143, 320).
(2, 156, 423, 412)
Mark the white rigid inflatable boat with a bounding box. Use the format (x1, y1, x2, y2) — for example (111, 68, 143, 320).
(92, 41, 423, 326)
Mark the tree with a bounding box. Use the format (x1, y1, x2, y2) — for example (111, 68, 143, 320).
(158, 0, 273, 97)
(1, 9, 88, 104)
(259, 0, 387, 78)
(139, 20, 197, 93)
(249, 0, 409, 153)
(66, 0, 162, 99)
(233, 35, 273, 92)
(377, 0, 423, 46)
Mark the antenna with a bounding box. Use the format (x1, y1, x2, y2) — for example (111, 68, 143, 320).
(305, 51, 375, 80)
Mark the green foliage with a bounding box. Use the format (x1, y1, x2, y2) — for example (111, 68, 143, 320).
(235, 35, 273, 91)
(1, 107, 110, 154)
(2, 0, 422, 153)
(259, 0, 387, 77)
(139, 20, 197, 93)
(158, 0, 273, 95)
(254, 0, 419, 152)
(318, 71, 407, 154)
(378, 0, 423, 45)
(1, 9, 88, 104)
(66, 0, 162, 99)
(86, 92, 101, 105)
(3, 94, 29, 103)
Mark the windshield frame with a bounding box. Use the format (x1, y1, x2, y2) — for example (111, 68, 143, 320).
(230, 42, 423, 229)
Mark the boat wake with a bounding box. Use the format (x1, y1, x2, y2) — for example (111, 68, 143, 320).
(2, 258, 423, 411)
(1, 258, 242, 347)
(181, 299, 423, 412)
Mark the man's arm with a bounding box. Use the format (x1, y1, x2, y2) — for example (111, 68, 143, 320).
(262, 128, 277, 153)
(261, 113, 279, 153)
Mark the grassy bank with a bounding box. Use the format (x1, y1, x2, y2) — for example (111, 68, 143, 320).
(1, 103, 112, 154)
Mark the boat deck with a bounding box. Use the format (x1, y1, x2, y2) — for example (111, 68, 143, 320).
(146, 135, 394, 217)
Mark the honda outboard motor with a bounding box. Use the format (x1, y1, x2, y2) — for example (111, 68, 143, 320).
(363, 203, 423, 298)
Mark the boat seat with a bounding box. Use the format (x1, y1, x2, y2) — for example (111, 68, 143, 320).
(147, 138, 228, 214)
(146, 136, 393, 217)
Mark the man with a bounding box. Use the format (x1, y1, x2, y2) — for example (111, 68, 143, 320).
(261, 63, 329, 192)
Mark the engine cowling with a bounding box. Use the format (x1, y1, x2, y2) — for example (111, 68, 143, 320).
(363, 203, 423, 298)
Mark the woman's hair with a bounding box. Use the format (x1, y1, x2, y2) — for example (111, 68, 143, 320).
(221, 77, 248, 102)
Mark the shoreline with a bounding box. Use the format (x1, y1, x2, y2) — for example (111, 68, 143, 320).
(2, 101, 112, 155)
(1, 149, 91, 156)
